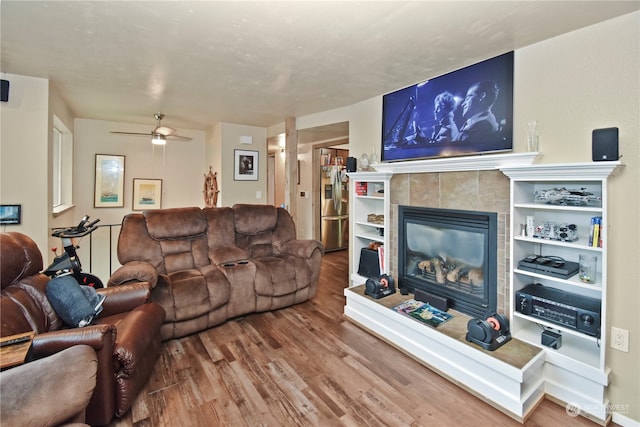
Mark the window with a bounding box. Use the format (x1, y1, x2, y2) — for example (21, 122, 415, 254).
(52, 115, 73, 214)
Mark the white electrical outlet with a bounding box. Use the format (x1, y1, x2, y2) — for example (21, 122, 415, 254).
(611, 326, 629, 352)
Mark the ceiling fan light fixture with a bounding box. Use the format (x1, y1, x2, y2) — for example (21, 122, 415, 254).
(151, 134, 167, 145)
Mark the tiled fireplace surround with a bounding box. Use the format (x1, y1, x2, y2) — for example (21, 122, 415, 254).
(387, 169, 510, 315)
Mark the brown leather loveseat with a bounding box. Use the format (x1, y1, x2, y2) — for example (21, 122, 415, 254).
(108, 204, 323, 340)
(0, 232, 166, 426)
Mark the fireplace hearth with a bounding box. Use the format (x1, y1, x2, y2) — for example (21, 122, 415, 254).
(398, 205, 498, 318)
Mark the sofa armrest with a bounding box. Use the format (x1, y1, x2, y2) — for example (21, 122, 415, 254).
(97, 282, 151, 318)
(108, 261, 158, 288)
(280, 239, 323, 259)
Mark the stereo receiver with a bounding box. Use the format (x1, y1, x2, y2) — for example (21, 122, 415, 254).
(515, 283, 600, 337)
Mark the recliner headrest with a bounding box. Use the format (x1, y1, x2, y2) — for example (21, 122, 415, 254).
(143, 207, 206, 239)
(233, 204, 277, 235)
(1, 232, 44, 289)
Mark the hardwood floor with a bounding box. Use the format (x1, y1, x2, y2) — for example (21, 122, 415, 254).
(108, 251, 606, 427)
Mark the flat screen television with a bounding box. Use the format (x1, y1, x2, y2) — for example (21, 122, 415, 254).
(381, 51, 514, 162)
(0, 204, 21, 225)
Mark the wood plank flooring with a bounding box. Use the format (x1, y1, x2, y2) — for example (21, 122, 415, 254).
(108, 251, 607, 426)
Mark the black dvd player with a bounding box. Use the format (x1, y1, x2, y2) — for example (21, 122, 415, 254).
(517, 255, 579, 279)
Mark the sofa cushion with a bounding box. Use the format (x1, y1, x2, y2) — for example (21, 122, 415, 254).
(152, 268, 229, 322)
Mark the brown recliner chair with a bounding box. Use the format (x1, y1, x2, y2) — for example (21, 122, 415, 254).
(1, 344, 98, 426)
(0, 232, 166, 425)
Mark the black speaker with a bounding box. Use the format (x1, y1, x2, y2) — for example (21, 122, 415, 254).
(592, 127, 619, 161)
(346, 156, 357, 172)
(414, 288, 449, 312)
(0, 79, 9, 103)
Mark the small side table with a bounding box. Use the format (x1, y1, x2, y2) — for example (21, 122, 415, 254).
(0, 331, 35, 369)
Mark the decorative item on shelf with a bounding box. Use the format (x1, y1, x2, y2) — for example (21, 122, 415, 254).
(367, 214, 384, 225)
(579, 254, 597, 284)
(369, 145, 379, 167)
(368, 241, 383, 251)
(527, 120, 539, 152)
(355, 182, 368, 196)
(359, 153, 370, 171)
(533, 187, 600, 206)
(533, 221, 578, 242)
(203, 166, 219, 207)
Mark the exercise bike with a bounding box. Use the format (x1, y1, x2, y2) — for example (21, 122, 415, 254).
(44, 215, 104, 289)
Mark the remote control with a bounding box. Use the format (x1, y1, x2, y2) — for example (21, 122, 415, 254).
(0, 335, 31, 347)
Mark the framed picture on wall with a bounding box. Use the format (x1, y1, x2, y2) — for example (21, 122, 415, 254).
(132, 178, 162, 210)
(94, 154, 125, 208)
(234, 149, 259, 181)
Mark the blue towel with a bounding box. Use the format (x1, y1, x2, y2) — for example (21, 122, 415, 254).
(46, 275, 104, 327)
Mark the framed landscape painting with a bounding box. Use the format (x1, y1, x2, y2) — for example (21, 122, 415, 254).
(94, 154, 125, 208)
(132, 178, 162, 210)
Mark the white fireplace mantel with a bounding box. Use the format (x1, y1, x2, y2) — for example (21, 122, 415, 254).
(371, 152, 538, 174)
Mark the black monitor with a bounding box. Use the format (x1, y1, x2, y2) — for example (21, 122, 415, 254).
(0, 204, 22, 225)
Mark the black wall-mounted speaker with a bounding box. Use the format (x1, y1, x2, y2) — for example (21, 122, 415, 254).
(0, 80, 9, 102)
(346, 156, 357, 172)
(592, 127, 619, 161)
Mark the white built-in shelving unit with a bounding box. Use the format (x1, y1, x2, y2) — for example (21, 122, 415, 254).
(347, 171, 392, 286)
(501, 161, 622, 424)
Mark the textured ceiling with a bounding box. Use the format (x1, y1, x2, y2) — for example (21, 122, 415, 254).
(1, 1, 638, 132)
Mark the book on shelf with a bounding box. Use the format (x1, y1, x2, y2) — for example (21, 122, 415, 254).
(392, 299, 453, 327)
(355, 182, 368, 196)
(589, 216, 602, 248)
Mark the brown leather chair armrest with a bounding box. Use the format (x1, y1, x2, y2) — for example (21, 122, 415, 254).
(108, 261, 158, 288)
(30, 324, 116, 358)
(113, 303, 165, 375)
(30, 325, 117, 426)
(97, 282, 151, 317)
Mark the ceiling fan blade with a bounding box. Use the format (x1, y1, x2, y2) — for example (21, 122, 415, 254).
(110, 131, 152, 136)
(168, 134, 192, 141)
(153, 126, 176, 136)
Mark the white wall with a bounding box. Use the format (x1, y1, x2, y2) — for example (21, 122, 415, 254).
(71, 119, 206, 279)
(217, 122, 267, 207)
(0, 74, 50, 251)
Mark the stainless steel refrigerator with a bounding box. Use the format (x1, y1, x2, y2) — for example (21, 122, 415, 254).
(321, 166, 349, 251)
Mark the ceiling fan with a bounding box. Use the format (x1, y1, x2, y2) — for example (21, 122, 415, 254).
(110, 113, 192, 145)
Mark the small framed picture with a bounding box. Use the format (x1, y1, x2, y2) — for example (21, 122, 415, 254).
(132, 178, 162, 210)
(94, 154, 125, 208)
(234, 149, 259, 181)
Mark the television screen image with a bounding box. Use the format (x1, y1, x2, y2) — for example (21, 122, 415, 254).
(0, 204, 21, 225)
(381, 51, 514, 162)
